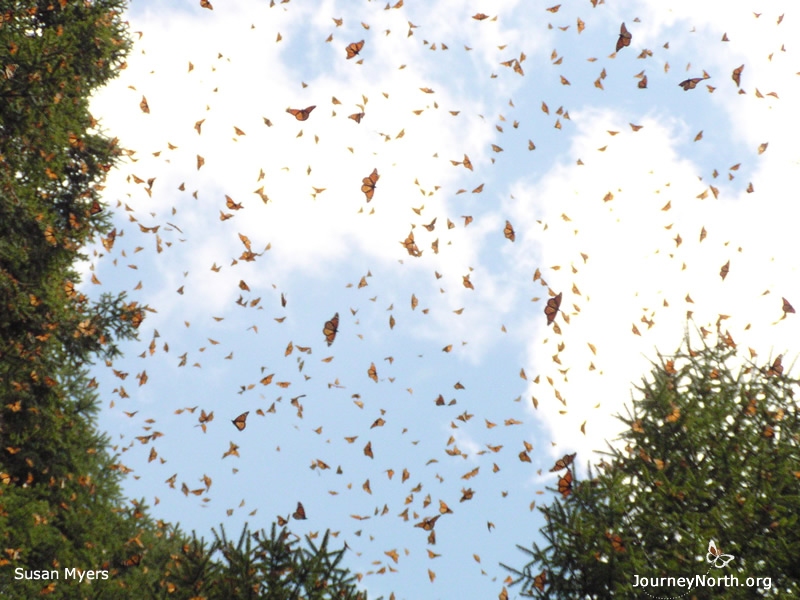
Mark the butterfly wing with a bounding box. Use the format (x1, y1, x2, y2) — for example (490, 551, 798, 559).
(504, 220, 515, 241)
(545, 292, 563, 325)
(293, 502, 307, 520)
(232, 411, 249, 431)
(616, 22, 631, 51)
(557, 469, 573, 498)
(323, 313, 339, 346)
(533, 570, 546, 591)
(346, 40, 364, 59)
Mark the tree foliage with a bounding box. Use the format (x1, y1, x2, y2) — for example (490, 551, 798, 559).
(1, 2, 367, 598)
(504, 337, 800, 598)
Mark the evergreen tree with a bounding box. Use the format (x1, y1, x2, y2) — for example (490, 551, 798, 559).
(1, 3, 369, 598)
(504, 337, 800, 598)
(163, 524, 368, 600)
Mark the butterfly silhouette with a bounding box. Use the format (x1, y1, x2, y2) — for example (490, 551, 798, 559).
(323, 313, 339, 346)
(706, 540, 734, 568)
(345, 40, 364, 59)
(286, 105, 316, 121)
(231, 411, 248, 431)
(678, 77, 704, 90)
(616, 23, 631, 52)
(545, 292, 562, 325)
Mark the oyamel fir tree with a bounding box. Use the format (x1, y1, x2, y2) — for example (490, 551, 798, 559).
(504, 337, 800, 599)
(0, 1, 178, 597)
(0, 2, 370, 598)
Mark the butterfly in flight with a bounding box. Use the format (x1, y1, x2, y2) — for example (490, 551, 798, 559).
(503, 220, 515, 241)
(549, 452, 576, 472)
(323, 313, 339, 346)
(345, 40, 364, 59)
(678, 77, 704, 90)
(544, 292, 562, 325)
(293, 502, 307, 520)
(361, 168, 379, 201)
(616, 22, 632, 51)
(286, 106, 316, 121)
(231, 411, 249, 431)
(706, 540, 734, 568)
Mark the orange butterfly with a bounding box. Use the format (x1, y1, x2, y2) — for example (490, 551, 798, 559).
(286, 105, 316, 121)
(766, 355, 783, 377)
(606, 531, 625, 553)
(231, 411, 249, 431)
(545, 292, 562, 325)
(345, 40, 364, 59)
(557, 469, 573, 498)
(549, 452, 576, 472)
(349, 112, 365, 123)
(638, 75, 648, 89)
(504, 220, 515, 242)
(731, 64, 744, 87)
(414, 514, 441, 531)
(123, 554, 142, 567)
(292, 502, 307, 520)
(533, 569, 546, 591)
(679, 77, 704, 90)
(782, 297, 795, 314)
(720, 261, 730, 280)
(361, 168, 379, 201)
(616, 22, 631, 51)
(323, 313, 339, 346)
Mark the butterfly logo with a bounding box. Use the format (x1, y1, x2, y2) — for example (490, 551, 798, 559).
(706, 540, 734, 569)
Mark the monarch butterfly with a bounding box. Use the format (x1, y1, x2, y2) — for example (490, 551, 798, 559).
(401, 231, 422, 257)
(345, 40, 364, 59)
(131, 310, 144, 329)
(678, 77, 704, 90)
(89, 200, 102, 215)
(231, 411, 249, 431)
(766, 355, 783, 377)
(731, 64, 744, 87)
(720, 260, 730, 280)
(323, 313, 339, 346)
(361, 168, 379, 201)
(606, 532, 625, 553)
(616, 22, 631, 52)
(414, 514, 440, 531)
(557, 469, 573, 498)
(286, 105, 316, 121)
(533, 569, 546, 591)
(638, 75, 648, 89)
(292, 502, 307, 520)
(549, 452, 576, 472)
(782, 297, 795, 314)
(504, 220, 515, 242)
(123, 554, 142, 567)
(349, 112, 365, 123)
(544, 292, 562, 325)
(368, 363, 378, 382)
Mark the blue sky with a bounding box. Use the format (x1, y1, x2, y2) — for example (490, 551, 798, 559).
(83, 1, 800, 597)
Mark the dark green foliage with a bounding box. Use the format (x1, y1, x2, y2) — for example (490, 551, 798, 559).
(1, 3, 368, 598)
(163, 524, 368, 600)
(503, 337, 800, 598)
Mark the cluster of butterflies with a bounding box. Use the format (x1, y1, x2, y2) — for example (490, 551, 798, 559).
(89, 3, 796, 597)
